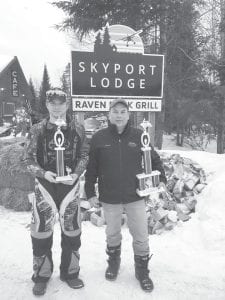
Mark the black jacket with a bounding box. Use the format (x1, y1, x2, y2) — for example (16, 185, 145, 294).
(85, 122, 167, 204)
(23, 116, 89, 179)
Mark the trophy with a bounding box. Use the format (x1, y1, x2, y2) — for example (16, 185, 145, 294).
(54, 118, 72, 182)
(136, 119, 161, 196)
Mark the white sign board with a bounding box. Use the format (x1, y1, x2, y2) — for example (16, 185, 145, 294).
(72, 98, 161, 112)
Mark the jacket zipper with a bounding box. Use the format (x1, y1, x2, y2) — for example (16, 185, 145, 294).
(118, 138, 123, 202)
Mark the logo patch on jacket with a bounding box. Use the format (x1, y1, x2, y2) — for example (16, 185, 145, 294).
(128, 142, 137, 147)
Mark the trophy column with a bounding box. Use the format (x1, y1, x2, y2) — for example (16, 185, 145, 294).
(54, 118, 72, 182)
(136, 119, 160, 196)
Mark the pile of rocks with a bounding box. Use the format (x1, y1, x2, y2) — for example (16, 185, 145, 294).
(146, 153, 206, 234)
(80, 153, 207, 235)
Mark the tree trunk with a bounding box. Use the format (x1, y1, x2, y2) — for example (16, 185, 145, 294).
(217, 122, 224, 153)
(176, 132, 184, 146)
(218, 0, 225, 153)
(217, 96, 224, 153)
(155, 111, 164, 149)
(155, 3, 167, 150)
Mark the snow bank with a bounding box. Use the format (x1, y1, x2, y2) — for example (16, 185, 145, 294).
(0, 149, 225, 299)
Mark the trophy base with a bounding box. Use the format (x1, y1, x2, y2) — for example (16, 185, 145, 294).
(56, 175, 73, 182)
(136, 170, 161, 180)
(136, 187, 159, 197)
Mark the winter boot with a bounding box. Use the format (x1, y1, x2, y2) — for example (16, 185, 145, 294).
(60, 275, 84, 289)
(105, 244, 121, 281)
(32, 281, 47, 296)
(134, 254, 154, 292)
(60, 269, 84, 289)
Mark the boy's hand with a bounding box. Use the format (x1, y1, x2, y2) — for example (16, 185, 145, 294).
(88, 196, 100, 208)
(158, 181, 167, 192)
(60, 173, 78, 185)
(44, 171, 57, 183)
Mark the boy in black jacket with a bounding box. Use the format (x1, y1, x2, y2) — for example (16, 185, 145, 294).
(85, 98, 166, 292)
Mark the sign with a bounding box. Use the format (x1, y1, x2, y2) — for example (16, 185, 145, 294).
(71, 24, 165, 112)
(72, 98, 161, 112)
(11, 70, 19, 97)
(71, 51, 164, 99)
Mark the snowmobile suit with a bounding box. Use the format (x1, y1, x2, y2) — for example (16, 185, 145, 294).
(23, 116, 89, 283)
(30, 178, 81, 283)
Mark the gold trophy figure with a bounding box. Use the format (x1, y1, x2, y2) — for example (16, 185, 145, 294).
(54, 118, 72, 182)
(136, 119, 160, 196)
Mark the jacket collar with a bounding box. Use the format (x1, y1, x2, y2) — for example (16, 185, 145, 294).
(108, 120, 131, 137)
(45, 114, 72, 130)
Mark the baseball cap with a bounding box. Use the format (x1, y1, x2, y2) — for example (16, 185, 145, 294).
(109, 98, 129, 110)
(46, 89, 67, 103)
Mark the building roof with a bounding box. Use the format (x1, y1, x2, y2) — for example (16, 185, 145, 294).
(0, 54, 14, 74)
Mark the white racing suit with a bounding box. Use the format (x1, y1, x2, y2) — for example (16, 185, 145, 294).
(31, 178, 81, 283)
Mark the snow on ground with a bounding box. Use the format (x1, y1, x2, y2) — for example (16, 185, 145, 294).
(162, 134, 217, 153)
(0, 136, 225, 299)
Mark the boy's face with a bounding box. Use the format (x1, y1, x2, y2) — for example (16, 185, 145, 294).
(46, 99, 68, 119)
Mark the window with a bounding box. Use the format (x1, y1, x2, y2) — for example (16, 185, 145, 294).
(3, 102, 15, 116)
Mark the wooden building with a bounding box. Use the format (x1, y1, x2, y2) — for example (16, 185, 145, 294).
(0, 55, 32, 123)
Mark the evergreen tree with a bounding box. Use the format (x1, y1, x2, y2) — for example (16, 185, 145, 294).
(61, 71, 68, 93)
(102, 25, 112, 53)
(28, 78, 37, 111)
(52, 0, 156, 37)
(60, 63, 72, 115)
(94, 32, 102, 53)
(164, 1, 203, 145)
(38, 65, 51, 116)
(60, 63, 71, 94)
(52, 0, 208, 147)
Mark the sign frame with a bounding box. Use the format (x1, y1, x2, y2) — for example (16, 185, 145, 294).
(70, 51, 164, 100)
(72, 97, 162, 112)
